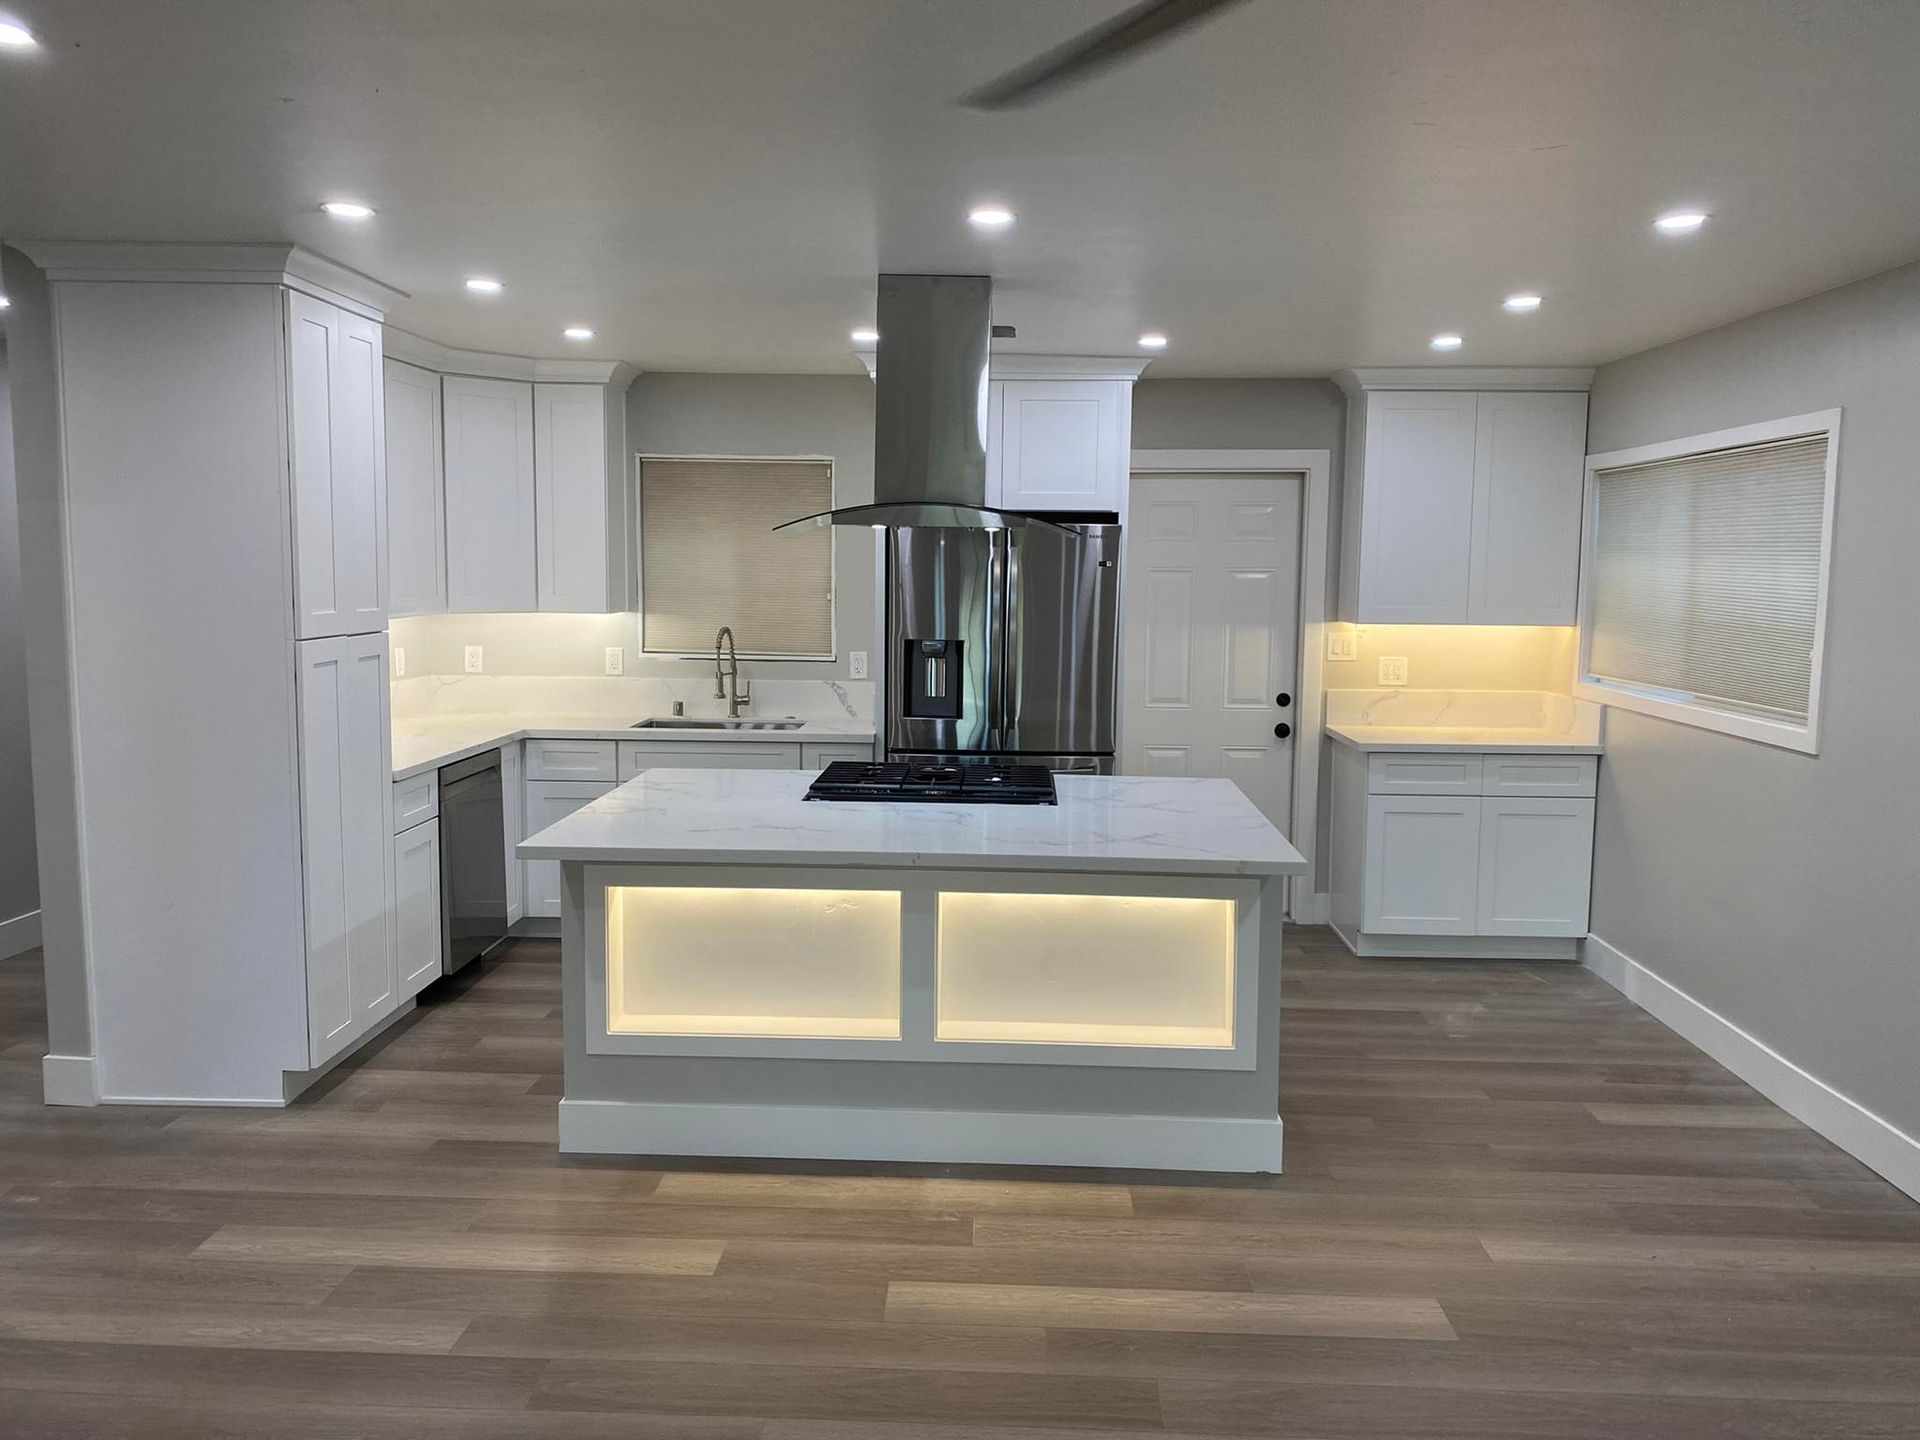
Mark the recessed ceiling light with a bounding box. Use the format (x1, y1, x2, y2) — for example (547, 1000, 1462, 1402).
(563, 326, 594, 342)
(1138, 332, 1169, 350)
(1430, 333, 1464, 351)
(0, 22, 37, 48)
(967, 205, 1015, 229)
(1503, 293, 1543, 313)
(850, 327, 880, 345)
(320, 200, 375, 220)
(464, 277, 504, 295)
(1654, 211, 1709, 234)
(0, 294, 10, 310)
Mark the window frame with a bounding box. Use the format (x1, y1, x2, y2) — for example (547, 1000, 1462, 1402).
(634, 452, 839, 662)
(1574, 408, 1841, 755)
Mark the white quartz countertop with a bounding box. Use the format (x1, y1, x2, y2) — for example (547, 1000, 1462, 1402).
(518, 769, 1308, 877)
(391, 714, 877, 781)
(1325, 723, 1604, 754)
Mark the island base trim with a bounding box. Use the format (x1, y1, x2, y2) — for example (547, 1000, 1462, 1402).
(558, 1097, 1284, 1174)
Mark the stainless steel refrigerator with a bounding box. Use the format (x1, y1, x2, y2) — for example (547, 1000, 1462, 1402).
(886, 521, 1120, 773)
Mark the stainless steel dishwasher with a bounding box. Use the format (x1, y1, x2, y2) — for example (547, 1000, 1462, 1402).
(438, 749, 508, 975)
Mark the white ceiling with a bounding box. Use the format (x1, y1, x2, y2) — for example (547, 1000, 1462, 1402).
(3, 0, 1919, 377)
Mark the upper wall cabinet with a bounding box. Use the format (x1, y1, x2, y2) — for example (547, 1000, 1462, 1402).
(384, 359, 446, 617)
(287, 292, 387, 638)
(1335, 370, 1592, 625)
(534, 382, 631, 612)
(990, 378, 1132, 514)
(443, 375, 537, 612)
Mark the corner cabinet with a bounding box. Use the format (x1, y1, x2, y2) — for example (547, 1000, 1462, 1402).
(1334, 372, 1591, 625)
(1330, 745, 1596, 960)
(534, 382, 631, 612)
(384, 359, 446, 616)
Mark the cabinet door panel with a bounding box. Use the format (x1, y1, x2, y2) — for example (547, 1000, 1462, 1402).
(288, 295, 387, 638)
(395, 820, 443, 998)
(995, 380, 1126, 512)
(617, 740, 803, 781)
(385, 359, 446, 615)
(1469, 392, 1588, 624)
(1361, 794, 1481, 934)
(534, 383, 611, 612)
(297, 633, 398, 1066)
(1355, 392, 1478, 622)
(1476, 797, 1594, 936)
(523, 780, 614, 918)
(444, 376, 536, 611)
(502, 741, 524, 926)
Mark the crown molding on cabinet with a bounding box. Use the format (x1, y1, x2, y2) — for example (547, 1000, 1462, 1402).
(384, 327, 639, 387)
(11, 241, 408, 321)
(854, 351, 1154, 383)
(1334, 366, 1595, 397)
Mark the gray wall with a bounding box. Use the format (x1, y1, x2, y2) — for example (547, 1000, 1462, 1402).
(1585, 259, 1920, 1136)
(626, 373, 877, 680)
(0, 344, 40, 931)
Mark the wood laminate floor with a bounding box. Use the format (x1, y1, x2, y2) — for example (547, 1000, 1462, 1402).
(4, 929, 1919, 1437)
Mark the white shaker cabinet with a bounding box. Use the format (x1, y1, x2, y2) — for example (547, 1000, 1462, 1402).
(990, 379, 1131, 514)
(523, 780, 615, 918)
(384, 359, 446, 616)
(1361, 793, 1482, 934)
(393, 819, 444, 999)
(534, 382, 630, 612)
(444, 375, 537, 612)
(501, 739, 524, 927)
(1475, 796, 1596, 936)
(296, 632, 400, 1067)
(287, 292, 387, 639)
(1334, 372, 1591, 625)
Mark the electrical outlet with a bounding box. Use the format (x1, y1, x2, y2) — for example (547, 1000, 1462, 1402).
(391, 646, 406, 678)
(1325, 630, 1358, 662)
(604, 646, 624, 676)
(849, 650, 869, 680)
(1378, 655, 1409, 686)
(464, 645, 484, 674)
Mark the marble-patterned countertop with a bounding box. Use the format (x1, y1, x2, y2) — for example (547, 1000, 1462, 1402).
(1322, 687, 1604, 754)
(1324, 723, 1604, 754)
(517, 769, 1308, 877)
(391, 714, 877, 781)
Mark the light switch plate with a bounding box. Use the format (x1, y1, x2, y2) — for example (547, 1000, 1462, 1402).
(464, 645, 484, 674)
(391, 646, 406, 678)
(849, 650, 869, 680)
(1378, 655, 1409, 686)
(1326, 630, 1358, 662)
(604, 646, 624, 676)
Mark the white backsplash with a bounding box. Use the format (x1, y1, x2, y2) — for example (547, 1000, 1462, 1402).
(1324, 688, 1584, 731)
(390, 673, 874, 725)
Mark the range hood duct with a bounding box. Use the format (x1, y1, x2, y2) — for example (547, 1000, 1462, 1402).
(776, 273, 1061, 532)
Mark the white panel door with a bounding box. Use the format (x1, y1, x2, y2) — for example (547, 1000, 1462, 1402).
(501, 740, 524, 926)
(394, 819, 443, 998)
(523, 780, 614, 918)
(385, 359, 446, 616)
(297, 632, 399, 1066)
(1475, 797, 1595, 936)
(1356, 391, 1478, 622)
(443, 375, 536, 611)
(1121, 473, 1302, 836)
(1468, 391, 1588, 624)
(1362, 794, 1481, 935)
(994, 380, 1126, 512)
(534, 382, 611, 612)
(287, 293, 387, 638)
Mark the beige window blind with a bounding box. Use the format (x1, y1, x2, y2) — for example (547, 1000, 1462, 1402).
(640, 458, 834, 656)
(1587, 433, 1828, 723)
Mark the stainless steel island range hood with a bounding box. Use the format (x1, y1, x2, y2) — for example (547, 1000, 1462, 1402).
(776, 273, 1059, 532)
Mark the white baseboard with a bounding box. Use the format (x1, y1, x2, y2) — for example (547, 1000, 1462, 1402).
(0, 908, 42, 960)
(42, 1053, 98, 1106)
(560, 1097, 1284, 1174)
(1583, 933, 1920, 1204)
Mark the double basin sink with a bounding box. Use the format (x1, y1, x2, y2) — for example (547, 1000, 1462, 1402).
(632, 717, 805, 732)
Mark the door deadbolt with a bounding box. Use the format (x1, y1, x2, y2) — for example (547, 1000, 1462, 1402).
(1273, 722, 1292, 739)
(1275, 692, 1292, 708)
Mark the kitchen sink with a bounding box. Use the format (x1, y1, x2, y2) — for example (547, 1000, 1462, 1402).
(632, 718, 805, 731)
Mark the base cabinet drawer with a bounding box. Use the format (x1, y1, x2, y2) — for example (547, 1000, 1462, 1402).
(394, 818, 443, 998)
(523, 780, 615, 917)
(801, 740, 878, 769)
(1368, 753, 1483, 795)
(393, 771, 438, 832)
(1475, 798, 1594, 936)
(617, 740, 801, 781)
(1482, 754, 1597, 797)
(525, 739, 616, 782)
(1361, 795, 1482, 933)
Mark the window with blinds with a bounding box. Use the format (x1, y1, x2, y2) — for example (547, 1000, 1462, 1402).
(639, 458, 834, 657)
(1578, 416, 1836, 752)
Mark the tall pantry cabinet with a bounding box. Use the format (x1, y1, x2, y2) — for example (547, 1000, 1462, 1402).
(12, 243, 405, 1105)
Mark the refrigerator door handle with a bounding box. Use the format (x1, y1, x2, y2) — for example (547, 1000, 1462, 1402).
(985, 529, 1010, 751)
(1000, 527, 1021, 743)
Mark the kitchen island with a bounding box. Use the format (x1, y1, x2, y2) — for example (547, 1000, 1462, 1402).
(519, 769, 1307, 1172)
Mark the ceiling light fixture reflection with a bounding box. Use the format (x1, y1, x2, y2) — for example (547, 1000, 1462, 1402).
(850, 327, 880, 345)
(1654, 211, 1709, 234)
(1503, 293, 1542, 313)
(1138, 332, 1168, 350)
(0, 22, 37, 48)
(967, 205, 1016, 229)
(464, 277, 504, 295)
(563, 326, 594, 342)
(321, 200, 375, 220)
(1430, 333, 1463, 351)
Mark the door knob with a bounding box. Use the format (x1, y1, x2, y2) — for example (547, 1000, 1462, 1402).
(1275, 692, 1292, 708)
(1273, 722, 1292, 739)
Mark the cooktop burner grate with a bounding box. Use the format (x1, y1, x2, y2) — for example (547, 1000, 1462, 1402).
(804, 761, 1058, 805)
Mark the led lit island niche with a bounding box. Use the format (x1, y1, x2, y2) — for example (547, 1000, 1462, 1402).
(518, 768, 1308, 1172)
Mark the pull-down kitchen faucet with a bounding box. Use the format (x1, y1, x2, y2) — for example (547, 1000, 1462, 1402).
(714, 626, 751, 718)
